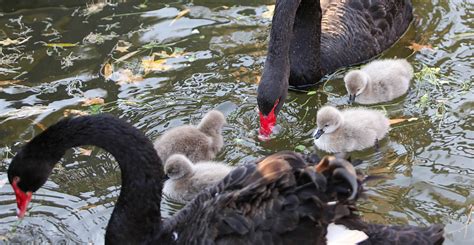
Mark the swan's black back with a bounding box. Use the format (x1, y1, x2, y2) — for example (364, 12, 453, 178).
(160, 152, 336, 244)
(289, 0, 413, 87)
(159, 152, 444, 245)
(337, 214, 445, 245)
(321, 0, 413, 72)
(10, 115, 444, 244)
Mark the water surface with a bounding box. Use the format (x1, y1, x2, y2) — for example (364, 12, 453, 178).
(0, 0, 472, 243)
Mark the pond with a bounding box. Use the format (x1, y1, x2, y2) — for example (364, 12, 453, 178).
(0, 0, 472, 243)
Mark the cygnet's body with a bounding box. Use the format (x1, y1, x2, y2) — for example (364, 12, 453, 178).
(154, 110, 226, 162)
(313, 106, 390, 153)
(344, 59, 413, 104)
(163, 154, 234, 202)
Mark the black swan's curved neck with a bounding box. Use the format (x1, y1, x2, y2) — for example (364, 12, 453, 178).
(257, 0, 302, 114)
(22, 115, 164, 243)
(264, 0, 301, 70)
(290, 0, 323, 86)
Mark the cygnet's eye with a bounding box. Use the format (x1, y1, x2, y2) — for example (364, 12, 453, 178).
(324, 124, 329, 127)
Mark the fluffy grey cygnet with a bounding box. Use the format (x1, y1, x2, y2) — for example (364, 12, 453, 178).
(313, 106, 390, 153)
(154, 110, 226, 162)
(344, 59, 413, 104)
(163, 154, 234, 202)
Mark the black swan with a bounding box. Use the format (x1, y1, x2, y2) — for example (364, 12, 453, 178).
(8, 115, 443, 244)
(257, 0, 413, 139)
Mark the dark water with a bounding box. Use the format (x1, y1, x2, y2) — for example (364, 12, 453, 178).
(0, 0, 472, 243)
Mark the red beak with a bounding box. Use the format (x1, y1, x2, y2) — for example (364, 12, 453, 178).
(258, 99, 279, 141)
(12, 178, 32, 218)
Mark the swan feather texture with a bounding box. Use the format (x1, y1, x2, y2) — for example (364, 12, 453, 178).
(8, 115, 444, 244)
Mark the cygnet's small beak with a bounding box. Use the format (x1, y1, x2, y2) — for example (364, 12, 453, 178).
(164, 174, 170, 181)
(348, 94, 356, 104)
(313, 128, 324, 139)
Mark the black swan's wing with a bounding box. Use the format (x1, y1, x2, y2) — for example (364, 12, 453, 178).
(320, 0, 413, 73)
(160, 152, 338, 244)
(337, 216, 445, 245)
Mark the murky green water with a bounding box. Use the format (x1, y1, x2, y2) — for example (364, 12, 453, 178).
(0, 0, 472, 243)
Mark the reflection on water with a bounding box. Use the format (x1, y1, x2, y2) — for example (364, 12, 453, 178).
(0, 0, 472, 243)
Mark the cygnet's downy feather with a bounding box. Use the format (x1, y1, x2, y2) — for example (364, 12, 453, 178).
(154, 110, 226, 162)
(345, 59, 414, 104)
(313, 106, 390, 153)
(163, 154, 234, 202)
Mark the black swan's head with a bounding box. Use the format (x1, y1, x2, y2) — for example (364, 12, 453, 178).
(8, 147, 59, 218)
(257, 70, 288, 141)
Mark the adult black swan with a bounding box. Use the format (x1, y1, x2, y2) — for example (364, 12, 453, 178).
(257, 0, 413, 139)
(8, 115, 443, 244)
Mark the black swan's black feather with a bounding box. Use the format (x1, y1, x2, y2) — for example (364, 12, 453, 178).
(258, 0, 413, 115)
(8, 115, 444, 244)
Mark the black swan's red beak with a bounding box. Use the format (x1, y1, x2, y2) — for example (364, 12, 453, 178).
(258, 99, 279, 141)
(11, 177, 32, 218)
(258, 111, 276, 141)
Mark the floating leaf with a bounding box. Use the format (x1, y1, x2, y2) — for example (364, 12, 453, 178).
(262, 5, 275, 19)
(63, 109, 89, 117)
(82, 97, 105, 107)
(88, 104, 103, 114)
(34, 122, 47, 131)
(78, 147, 92, 156)
(84, 2, 106, 16)
(307, 91, 317, 95)
(45, 43, 78, 48)
(0, 80, 22, 86)
(254, 75, 261, 84)
(114, 50, 139, 63)
(113, 69, 144, 84)
(408, 42, 433, 52)
(141, 58, 171, 74)
(0, 36, 30, 46)
(389, 118, 407, 125)
(103, 62, 113, 80)
(79, 203, 98, 211)
(115, 41, 131, 53)
(295, 145, 306, 152)
(230, 67, 261, 83)
(170, 9, 190, 25)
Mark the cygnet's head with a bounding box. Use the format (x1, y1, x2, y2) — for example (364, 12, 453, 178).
(313, 106, 344, 139)
(344, 70, 369, 104)
(164, 154, 194, 180)
(197, 110, 226, 136)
